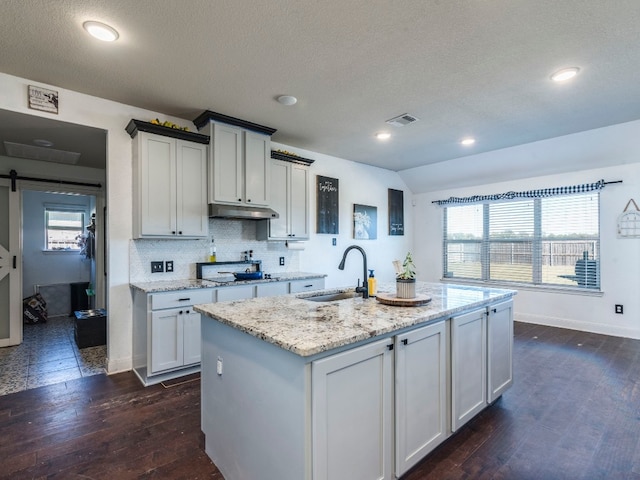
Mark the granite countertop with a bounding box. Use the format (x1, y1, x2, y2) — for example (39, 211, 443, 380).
(130, 272, 326, 293)
(194, 282, 517, 357)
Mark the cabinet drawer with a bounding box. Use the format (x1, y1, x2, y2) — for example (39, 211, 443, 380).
(289, 278, 325, 293)
(151, 289, 214, 310)
(256, 282, 289, 298)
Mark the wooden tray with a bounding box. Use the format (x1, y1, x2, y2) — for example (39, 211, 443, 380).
(375, 293, 432, 307)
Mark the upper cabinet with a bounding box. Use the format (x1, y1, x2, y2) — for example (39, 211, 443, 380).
(258, 152, 314, 241)
(127, 120, 209, 239)
(193, 110, 276, 207)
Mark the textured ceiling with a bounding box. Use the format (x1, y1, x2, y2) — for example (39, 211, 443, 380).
(1, 0, 640, 172)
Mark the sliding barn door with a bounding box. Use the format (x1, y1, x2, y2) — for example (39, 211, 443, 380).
(0, 179, 21, 347)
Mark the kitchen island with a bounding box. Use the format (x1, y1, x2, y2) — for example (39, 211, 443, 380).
(195, 282, 516, 480)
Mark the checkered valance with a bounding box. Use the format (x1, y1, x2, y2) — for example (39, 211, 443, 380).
(432, 179, 606, 206)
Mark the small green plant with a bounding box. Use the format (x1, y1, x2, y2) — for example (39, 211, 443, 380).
(395, 252, 416, 280)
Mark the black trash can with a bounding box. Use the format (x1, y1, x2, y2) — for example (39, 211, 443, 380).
(74, 308, 106, 349)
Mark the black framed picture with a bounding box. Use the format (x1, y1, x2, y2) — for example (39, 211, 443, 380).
(388, 188, 404, 235)
(316, 175, 339, 234)
(353, 204, 377, 240)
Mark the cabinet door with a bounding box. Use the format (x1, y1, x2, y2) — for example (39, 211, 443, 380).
(266, 159, 289, 239)
(244, 130, 270, 206)
(395, 321, 447, 477)
(289, 163, 309, 239)
(211, 123, 243, 204)
(312, 337, 393, 480)
(255, 282, 289, 298)
(176, 140, 208, 237)
(150, 308, 184, 373)
(138, 133, 176, 236)
(183, 310, 202, 366)
(451, 308, 487, 431)
(487, 300, 513, 403)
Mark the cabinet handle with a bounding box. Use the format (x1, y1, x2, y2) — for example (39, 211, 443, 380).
(186, 310, 190, 314)
(178, 298, 190, 302)
(491, 308, 497, 314)
(13, 256, 17, 269)
(172, 231, 176, 234)
(402, 339, 408, 345)
(179, 310, 183, 314)
(247, 199, 251, 202)
(387, 344, 394, 351)
(304, 284, 313, 288)
(238, 198, 242, 202)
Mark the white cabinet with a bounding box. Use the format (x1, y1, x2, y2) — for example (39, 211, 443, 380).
(150, 307, 201, 373)
(258, 158, 311, 240)
(196, 113, 275, 207)
(255, 282, 289, 298)
(132, 288, 214, 385)
(451, 308, 487, 432)
(395, 320, 448, 477)
(487, 300, 514, 403)
(130, 123, 209, 239)
(312, 337, 394, 480)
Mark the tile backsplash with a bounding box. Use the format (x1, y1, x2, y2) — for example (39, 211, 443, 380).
(129, 219, 302, 283)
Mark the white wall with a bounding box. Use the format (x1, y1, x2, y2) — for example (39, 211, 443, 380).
(412, 127, 640, 338)
(21, 190, 92, 294)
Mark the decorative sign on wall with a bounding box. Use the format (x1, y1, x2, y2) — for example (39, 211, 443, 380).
(28, 85, 59, 114)
(388, 188, 404, 235)
(617, 198, 640, 238)
(353, 204, 377, 240)
(316, 175, 339, 234)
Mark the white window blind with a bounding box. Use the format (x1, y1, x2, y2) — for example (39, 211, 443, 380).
(45, 208, 85, 251)
(443, 192, 600, 290)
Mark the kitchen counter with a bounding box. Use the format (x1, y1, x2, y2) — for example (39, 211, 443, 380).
(194, 281, 516, 357)
(130, 271, 325, 293)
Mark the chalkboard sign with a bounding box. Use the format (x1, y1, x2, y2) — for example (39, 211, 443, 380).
(316, 175, 339, 234)
(388, 188, 404, 235)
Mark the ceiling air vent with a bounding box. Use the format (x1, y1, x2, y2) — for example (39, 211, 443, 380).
(385, 113, 419, 127)
(3, 141, 81, 165)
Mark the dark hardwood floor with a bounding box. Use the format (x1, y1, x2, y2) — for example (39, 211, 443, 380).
(0, 322, 638, 479)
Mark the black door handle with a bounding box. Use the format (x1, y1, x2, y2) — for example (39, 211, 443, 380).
(13, 256, 17, 268)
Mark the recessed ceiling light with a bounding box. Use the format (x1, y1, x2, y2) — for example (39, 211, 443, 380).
(83, 21, 119, 42)
(277, 95, 297, 106)
(460, 137, 475, 146)
(551, 67, 580, 82)
(376, 132, 391, 140)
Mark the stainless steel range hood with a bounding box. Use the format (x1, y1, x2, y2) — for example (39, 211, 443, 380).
(208, 203, 279, 220)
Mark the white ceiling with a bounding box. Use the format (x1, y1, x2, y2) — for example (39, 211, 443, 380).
(1, 0, 640, 173)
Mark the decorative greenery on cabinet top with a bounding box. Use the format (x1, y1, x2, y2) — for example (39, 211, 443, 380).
(126, 119, 210, 144)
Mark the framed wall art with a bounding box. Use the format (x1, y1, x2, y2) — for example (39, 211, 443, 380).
(353, 204, 377, 240)
(388, 188, 404, 235)
(316, 175, 339, 234)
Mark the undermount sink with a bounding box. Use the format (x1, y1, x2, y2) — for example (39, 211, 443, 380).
(303, 291, 358, 302)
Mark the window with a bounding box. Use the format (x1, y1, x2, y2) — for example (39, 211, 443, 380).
(443, 192, 600, 290)
(45, 208, 85, 251)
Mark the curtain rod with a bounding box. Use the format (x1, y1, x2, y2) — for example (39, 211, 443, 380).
(1, 169, 102, 192)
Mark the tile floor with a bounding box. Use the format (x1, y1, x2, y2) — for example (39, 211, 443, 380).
(0, 315, 106, 396)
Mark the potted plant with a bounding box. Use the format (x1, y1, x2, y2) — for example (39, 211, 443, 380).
(395, 252, 416, 299)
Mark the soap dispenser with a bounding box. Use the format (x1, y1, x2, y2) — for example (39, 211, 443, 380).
(208, 239, 217, 262)
(368, 269, 377, 297)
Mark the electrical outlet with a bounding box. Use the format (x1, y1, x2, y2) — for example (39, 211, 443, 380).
(165, 261, 174, 272)
(279, 256, 285, 266)
(332, 238, 337, 246)
(151, 261, 163, 273)
(615, 304, 623, 314)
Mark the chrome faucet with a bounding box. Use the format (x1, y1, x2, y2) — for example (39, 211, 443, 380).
(338, 245, 369, 299)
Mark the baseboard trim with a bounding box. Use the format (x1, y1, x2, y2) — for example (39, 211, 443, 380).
(515, 312, 640, 339)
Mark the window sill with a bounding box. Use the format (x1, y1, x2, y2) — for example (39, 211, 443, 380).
(439, 278, 604, 297)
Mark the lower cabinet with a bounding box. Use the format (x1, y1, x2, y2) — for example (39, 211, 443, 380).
(150, 307, 201, 373)
(133, 288, 214, 386)
(451, 307, 487, 432)
(487, 300, 514, 403)
(312, 338, 394, 480)
(395, 321, 448, 477)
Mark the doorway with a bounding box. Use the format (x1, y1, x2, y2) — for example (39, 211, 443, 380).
(0, 109, 107, 395)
